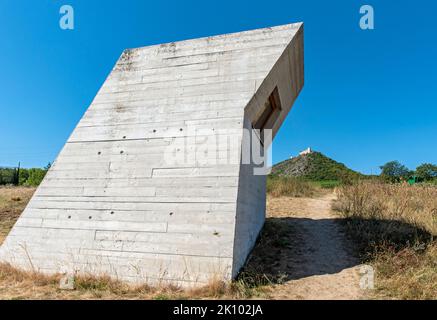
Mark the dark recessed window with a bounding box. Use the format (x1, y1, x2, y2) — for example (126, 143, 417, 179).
(253, 87, 282, 143)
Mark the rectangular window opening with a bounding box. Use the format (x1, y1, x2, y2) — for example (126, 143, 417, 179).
(252, 87, 282, 144)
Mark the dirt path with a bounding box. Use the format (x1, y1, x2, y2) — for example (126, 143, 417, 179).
(265, 193, 365, 300)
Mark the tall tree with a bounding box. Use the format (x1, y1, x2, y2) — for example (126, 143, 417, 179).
(379, 161, 410, 182)
(415, 163, 437, 181)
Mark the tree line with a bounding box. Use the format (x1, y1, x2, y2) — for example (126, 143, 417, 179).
(2, 161, 436, 187)
(0, 163, 51, 186)
(379, 161, 437, 183)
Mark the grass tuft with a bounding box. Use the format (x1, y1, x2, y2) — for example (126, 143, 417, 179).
(333, 181, 436, 299)
(267, 176, 315, 198)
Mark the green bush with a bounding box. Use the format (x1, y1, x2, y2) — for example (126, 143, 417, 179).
(318, 180, 341, 189)
(24, 168, 47, 186)
(0, 163, 50, 186)
(0, 168, 17, 185)
(18, 169, 29, 185)
(415, 163, 437, 181)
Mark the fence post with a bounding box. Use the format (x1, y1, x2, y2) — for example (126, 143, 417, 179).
(15, 162, 21, 186)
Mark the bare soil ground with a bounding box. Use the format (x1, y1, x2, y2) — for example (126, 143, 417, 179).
(264, 194, 364, 299)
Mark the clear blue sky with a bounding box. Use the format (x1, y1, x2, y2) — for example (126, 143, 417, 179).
(0, 0, 436, 174)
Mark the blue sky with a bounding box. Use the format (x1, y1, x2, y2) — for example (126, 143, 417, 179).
(0, 0, 436, 174)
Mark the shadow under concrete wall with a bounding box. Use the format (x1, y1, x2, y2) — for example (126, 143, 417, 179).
(237, 216, 433, 286)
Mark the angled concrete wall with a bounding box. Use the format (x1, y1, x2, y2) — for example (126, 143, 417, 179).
(0, 23, 304, 286)
(232, 26, 304, 276)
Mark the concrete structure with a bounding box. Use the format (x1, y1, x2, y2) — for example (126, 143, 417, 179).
(0, 23, 304, 286)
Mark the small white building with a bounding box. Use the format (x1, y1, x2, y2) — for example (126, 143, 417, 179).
(299, 147, 313, 156)
(0, 23, 304, 287)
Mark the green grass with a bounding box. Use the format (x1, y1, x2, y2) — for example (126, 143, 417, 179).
(309, 180, 341, 189)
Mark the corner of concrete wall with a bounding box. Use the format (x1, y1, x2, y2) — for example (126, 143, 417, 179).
(230, 25, 304, 278)
(231, 116, 267, 278)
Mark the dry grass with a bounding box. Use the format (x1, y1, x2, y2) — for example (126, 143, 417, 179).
(333, 181, 436, 237)
(0, 186, 35, 244)
(333, 181, 437, 299)
(0, 262, 181, 300)
(0, 218, 290, 300)
(267, 176, 316, 198)
(371, 245, 437, 299)
(0, 253, 274, 300)
(0, 261, 270, 300)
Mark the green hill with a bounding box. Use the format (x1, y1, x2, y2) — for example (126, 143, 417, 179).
(271, 151, 363, 181)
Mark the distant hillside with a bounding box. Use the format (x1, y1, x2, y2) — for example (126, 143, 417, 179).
(271, 151, 363, 181)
